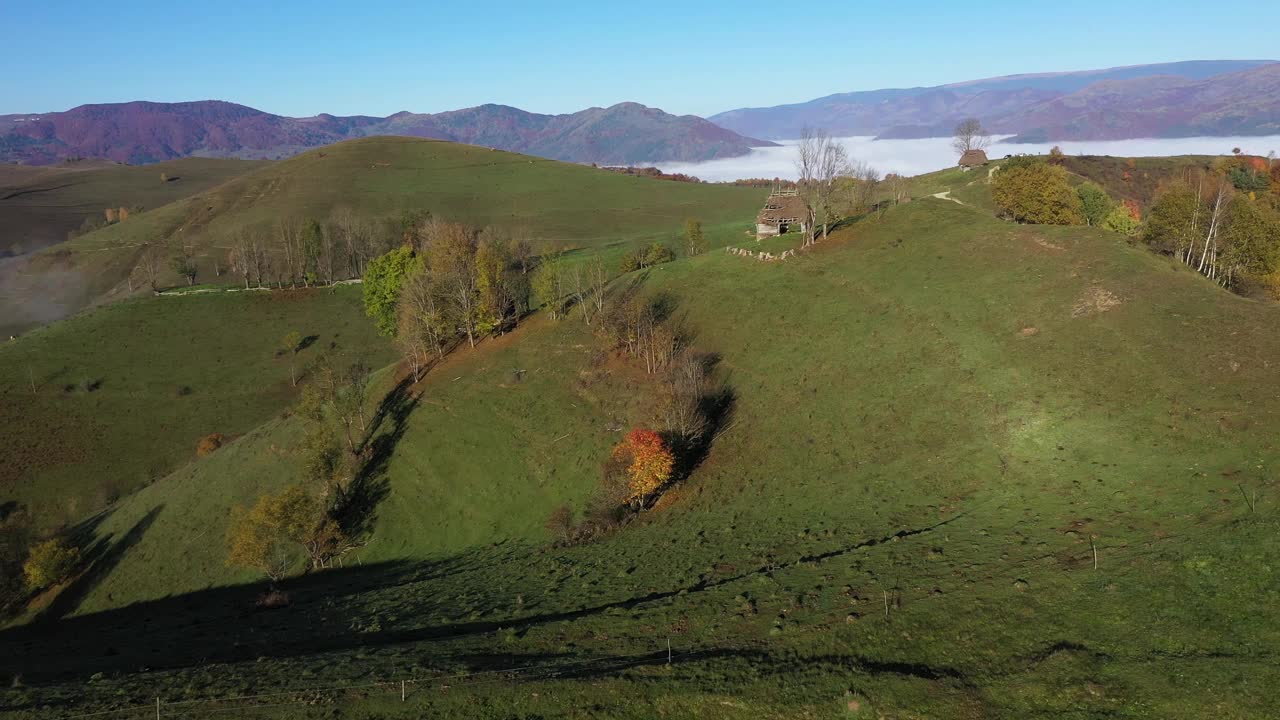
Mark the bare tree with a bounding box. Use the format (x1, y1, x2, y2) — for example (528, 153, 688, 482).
(427, 220, 481, 347)
(847, 161, 881, 216)
(795, 128, 850, 244)
(952, 118, 991, 156)
(134, 243, 163, 293)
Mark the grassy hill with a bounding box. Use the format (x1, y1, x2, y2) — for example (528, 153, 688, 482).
(0, 285, 393, 529)
(0, 137, 762, 337)
(0, 157, 267, 257)
(5, 196, 1277, 718)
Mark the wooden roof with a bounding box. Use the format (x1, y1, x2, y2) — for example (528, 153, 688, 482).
(756, 193, 807, 225)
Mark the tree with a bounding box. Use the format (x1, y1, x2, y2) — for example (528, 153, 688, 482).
(641, 242, 675, 268)
(227, 486, 321, 582)
(684, 219, 706, 256)
(845, 161, 881, 216)
(1102, 204, 1140, 236)
(397, 266, 455, 380)
(532, 247, 566, 319)
(610, 429, 675, 505)
(991, 158, 1083, 225)
(279, 330, 303, 386)
(428, 221, 481, 347)
(170, 246, 198, 286)
(23, 536, 79, 590)
(363, 246, 422, 337)
(1076, 182, 1113, 226)
(475, 237, 520, 334)
(1220, 196, 1280, 283)
(952, 118, 991, 156)
(795, 128, 850, 242)
(134, 243, 163, 292)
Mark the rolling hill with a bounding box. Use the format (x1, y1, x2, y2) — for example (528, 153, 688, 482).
(0, 136, 764, 337)
(3, 174, 1278, 717)
(0, 100, 773, 166)
(709, 59, 1280, 141)
(0, 156, 267, 257)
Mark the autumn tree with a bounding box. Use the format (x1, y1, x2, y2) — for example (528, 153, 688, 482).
(226, 485, 346, 581)
(397, 266, 455, 380)
(22, 536, 79, 590)
(428, 221, 481, 347)
(684, 219, 706, 256)
(609, 429, 675, 505)
(991, 158, 1083, 225)
(1102, 203, 1140, 236)
(475, 236, 525, 334)
(952, 118, 991, 156)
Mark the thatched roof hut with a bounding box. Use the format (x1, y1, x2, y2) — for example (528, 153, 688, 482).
(958, 149, 989, 168)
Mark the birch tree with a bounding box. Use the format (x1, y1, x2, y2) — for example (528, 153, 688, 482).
(795, 128, 850, 243)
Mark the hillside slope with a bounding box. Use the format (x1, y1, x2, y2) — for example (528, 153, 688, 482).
(1, 136, 763, 335)
(0, 157, 267, 257)
(9, 198, 1278, 718)
(0, 100, 772, 166)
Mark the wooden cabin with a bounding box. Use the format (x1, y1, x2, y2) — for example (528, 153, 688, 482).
(755, 189, 808, 239)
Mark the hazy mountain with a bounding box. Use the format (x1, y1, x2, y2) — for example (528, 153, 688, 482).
(709, 60, 1279, 140)
(0, 101, 774, 166)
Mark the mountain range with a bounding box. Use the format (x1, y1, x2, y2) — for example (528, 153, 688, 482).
(0, 101, 773, 166)
(710, 60, 1280, 142)
(4, 60, 1280, 168)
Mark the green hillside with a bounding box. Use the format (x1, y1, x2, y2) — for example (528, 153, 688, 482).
(0, 157, 267, 257)
(1, 137, 763, 336)
(5, 197, 1277, 718)
(0, 286, 394, 529)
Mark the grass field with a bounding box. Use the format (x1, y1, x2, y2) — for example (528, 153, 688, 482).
(5, 193, 1277, 718)
(0, 285, 393, 529)
(0, 157, 267, 257)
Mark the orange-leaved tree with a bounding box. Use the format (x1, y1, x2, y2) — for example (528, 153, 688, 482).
(611, 429, 674, 504)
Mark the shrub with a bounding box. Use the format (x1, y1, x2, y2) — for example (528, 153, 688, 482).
(544, 504, 574, 542)
(363, 246, 423, 336)
(619, 251, 641, 273)
(642, 242, 675, 267)
(23, 537, 79, 591)
(1102, 204, 1140, 236)
(1076, 182, 1113, 226)
(196, 433, 227, 457)
(992, 158, 1083, 225)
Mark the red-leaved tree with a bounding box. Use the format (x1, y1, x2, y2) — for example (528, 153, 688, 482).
(611, 429, 674, 503)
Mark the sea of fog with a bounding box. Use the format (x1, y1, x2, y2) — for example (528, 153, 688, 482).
(654, 135, 1280, 182)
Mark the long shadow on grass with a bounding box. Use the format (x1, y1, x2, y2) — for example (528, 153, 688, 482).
(0, 510, 964, 696)
(339, 377, 420, 548)
(37, 505, 163, 623)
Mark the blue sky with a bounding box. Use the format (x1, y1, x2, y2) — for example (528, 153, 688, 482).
(3, 0, 1278, 117)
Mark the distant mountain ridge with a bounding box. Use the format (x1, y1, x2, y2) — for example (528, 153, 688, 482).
(709, 60, 1280, 141)
(0, 101, 774, 166)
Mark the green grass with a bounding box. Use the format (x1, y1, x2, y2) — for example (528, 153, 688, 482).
(0, 285, 393, 529)
(6, 197, 1278, 717)
(0, 157, 266, 257)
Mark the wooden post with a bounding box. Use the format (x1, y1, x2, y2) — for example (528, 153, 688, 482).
(1091, 536, 1098, 570)
(401, 679, 406, 702)
(155, 696, 160, 720)
(667, 638, 671, 665)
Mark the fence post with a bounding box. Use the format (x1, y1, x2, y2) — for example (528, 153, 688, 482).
(155, 696, 160, 720)
(401, 679, 406, 702)
(667, 638, 671, 665)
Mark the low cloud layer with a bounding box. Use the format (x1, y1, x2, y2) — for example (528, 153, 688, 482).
(655, 135, 1280, 182)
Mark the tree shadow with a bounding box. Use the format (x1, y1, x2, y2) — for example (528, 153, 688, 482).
(338, 378, 420, 546)
(38, 505, 163, 623)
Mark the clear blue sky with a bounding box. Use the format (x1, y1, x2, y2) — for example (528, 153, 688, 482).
(3, 0, 1277, 117)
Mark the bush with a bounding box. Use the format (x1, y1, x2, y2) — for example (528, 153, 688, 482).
(1102, 204, 1140, 236)
(23, 537, 79, 591)
(642, 242, 675, 266)
(992, 158, 1083, 225)
(1076, 182, 1113, 227)
(196, 433, 227, 457)
(610, 429, 675, 504)
(544, 504, 574, 542)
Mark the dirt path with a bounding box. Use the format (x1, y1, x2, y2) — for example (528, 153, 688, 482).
(931, 190, 964, 205)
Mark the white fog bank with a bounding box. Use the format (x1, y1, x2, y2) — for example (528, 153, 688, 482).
(655, 136, 1280, 182)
